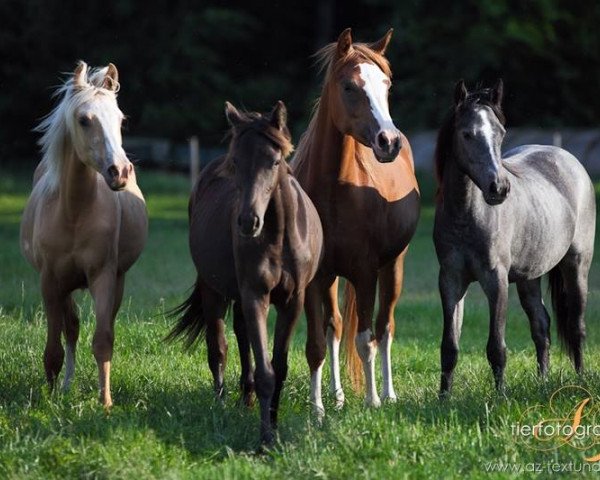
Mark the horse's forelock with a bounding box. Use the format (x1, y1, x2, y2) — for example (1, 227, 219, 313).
(314, 41, 392, 84)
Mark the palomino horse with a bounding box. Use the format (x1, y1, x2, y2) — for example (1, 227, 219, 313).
(293, 28, 420, 415)
(20, 62, 148, 407)
(168, 102, 323, 444)
(434, 80, 595, 396)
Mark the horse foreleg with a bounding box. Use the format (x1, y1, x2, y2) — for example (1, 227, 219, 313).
(89, 271, 123, 408)
(375, 253, 406, 402)
(324, 277, 344, 409)
(41, 276, 66, 390)
(233, 301, 254, 407)
(202, 287, 229, 400)
(353, 275, 379, 407)
(241, 292, 274, 445)
(438, 267, 468, 397)
(62, 295, 80, 392)
(516, 278, 550, 377)
(304, 275, 330, 421)
(271, 292, 304, 429)
(481, 270, 509, 393)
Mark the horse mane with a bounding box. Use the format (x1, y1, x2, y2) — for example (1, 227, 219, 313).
(292, 42, 392, 171)
(216, 109, 294, 177)
(434, 86, 508, 201)
(34, 65, 119, 193)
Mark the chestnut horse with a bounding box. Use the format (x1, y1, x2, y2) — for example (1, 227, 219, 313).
(20, 62, 148, 407)
(168, 102, 323, 445)
(293, 28, 420, 416)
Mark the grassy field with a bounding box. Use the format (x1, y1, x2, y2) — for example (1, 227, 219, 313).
(1, 167, 600, 479)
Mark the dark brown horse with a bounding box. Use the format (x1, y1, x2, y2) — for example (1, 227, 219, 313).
(293, 28, 420, 417)
(168, 101, 323, 445)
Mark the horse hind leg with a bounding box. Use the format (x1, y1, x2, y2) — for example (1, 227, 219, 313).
(62, 295, 80, 392)
(551, 253, 591, 374)
(325, 277, 345, 409)
(516, 278, 550, 377)
(375, 253, 407, 403)
(41, 278, 66, 390)
(202, 287, 229, 400)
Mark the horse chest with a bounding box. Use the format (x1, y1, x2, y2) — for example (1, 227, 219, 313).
(319, 183, 419, 271)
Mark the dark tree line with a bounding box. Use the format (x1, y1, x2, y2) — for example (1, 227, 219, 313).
(1, 0, 598, 160)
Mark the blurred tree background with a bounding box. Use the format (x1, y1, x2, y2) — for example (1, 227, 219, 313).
(0, 0, 598, 161)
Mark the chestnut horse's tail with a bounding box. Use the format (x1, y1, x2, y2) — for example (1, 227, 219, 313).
(165, 281, 205, 350)
(342, 281, 364, 392)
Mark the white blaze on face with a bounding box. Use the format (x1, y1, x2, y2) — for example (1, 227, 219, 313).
(357, 63, 395, 132)
(477, 108, 500, 173)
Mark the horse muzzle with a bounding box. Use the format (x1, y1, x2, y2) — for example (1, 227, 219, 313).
(371, 129, 401, 163)
(484, 178, 510, 205)
(237, 213, 263, 238)
(105, 162, 132, 191)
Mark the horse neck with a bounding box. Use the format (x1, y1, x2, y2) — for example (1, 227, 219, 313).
(440, 152, 482, 217)
(273, 168, 303, 282)
(58, 138, 99, 220)
(295, 90, 363, 186)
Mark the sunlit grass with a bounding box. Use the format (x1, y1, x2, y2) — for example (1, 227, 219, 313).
(1, 168, 599, 478)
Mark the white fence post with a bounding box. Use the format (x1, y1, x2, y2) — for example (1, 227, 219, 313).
(190, 136, 200, 189)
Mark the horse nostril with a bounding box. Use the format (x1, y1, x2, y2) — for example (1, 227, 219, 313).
(252, 215, 260, 230)
(107, 165, 119, 179)
(377, 132, 389, 149)
(490, 181, 499, 195)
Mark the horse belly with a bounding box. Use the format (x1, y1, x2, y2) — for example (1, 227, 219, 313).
(191, 207, 238, 299)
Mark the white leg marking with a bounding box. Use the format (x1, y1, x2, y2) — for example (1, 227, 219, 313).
(310, 361, 325, 423)
(379, 330, 397, 402)
(355, 329, 381, 408)
(62, 344, 75, 391)
(327, 327, 345, 409)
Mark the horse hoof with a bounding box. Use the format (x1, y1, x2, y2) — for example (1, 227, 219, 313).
(312, 405, 325, 425)
(332, 389, 345, 410)
(364, 396, 381, 408)
(381, 393, 397, 403)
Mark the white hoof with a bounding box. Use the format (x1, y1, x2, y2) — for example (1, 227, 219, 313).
(312, 404, 325, 426)
(364, 395, 381, 408)
(331, 388, 345, 410)
(381, 392, 398, 403)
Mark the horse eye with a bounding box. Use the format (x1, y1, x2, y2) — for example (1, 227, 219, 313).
(462, 131, 472, 140)
(78, 116, 91, 127)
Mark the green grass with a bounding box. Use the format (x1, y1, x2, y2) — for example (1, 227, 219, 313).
(1, 168, 600, 479)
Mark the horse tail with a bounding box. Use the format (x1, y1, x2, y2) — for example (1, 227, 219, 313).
(342, 281, 363, 392)
(165, 281, 205, 350)
(549, 265, 577, 362)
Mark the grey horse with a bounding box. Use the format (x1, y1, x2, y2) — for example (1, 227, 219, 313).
(433, 79, 596, 396)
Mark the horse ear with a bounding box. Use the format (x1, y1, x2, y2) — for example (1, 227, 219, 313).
(454, 79, 467, 105)
(102, 63, 119, 91)
(73, 61, 88, 88)
(337, 28, 353, 57)
(269, 101, 287, 131)
(369, 28, 393, 55)
(225, 101, 243, 127)
(492, 78, 504, 107)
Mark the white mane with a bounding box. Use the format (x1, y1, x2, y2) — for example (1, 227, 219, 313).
(34, 65, 120, 193)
